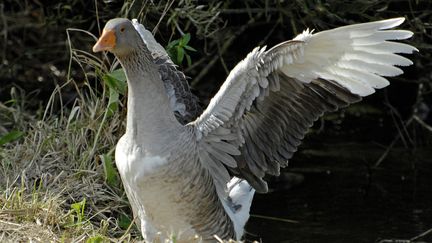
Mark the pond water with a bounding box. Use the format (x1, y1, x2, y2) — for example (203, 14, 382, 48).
(246, 144, 432, 243)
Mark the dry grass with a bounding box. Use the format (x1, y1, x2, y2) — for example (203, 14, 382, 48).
(0, 28, 134, 241)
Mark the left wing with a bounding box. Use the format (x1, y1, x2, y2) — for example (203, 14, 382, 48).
(191, 17, 417, 193)
(132, 19, 202, 124)
(132, 19, 170, 60)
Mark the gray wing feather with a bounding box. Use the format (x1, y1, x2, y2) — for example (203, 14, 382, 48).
(235, 76, 361, 191)
(155, 57, 202, 124)
(193, 18, 416, 193)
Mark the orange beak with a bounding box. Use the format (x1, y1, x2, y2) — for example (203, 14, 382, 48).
(93, 29, 116, 52)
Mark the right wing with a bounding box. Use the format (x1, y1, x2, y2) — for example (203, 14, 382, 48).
(191, 17, 417, 193)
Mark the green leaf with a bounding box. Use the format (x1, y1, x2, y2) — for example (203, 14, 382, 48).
(118, 214, 132, 229)
(100, 153, 119, 188)
(176, 46, 185, 64)
(86, 235, 105, 243)
(185, 54, 192, 66)
(0, 130, 24, 146)
(180, 33, 191, 46)
(166, 49, 175, 61)
(102, 69, 127, 117)
(166, 33, 196, 66)
(106, 88, 119, 117)
(183, 45, 197, 52)
(72, 198, 86, 223)
(103, 69, 127, 95)
(4, 99, 17, 106)
(109, 69, 127, 83)
(166, 39, 180, 50)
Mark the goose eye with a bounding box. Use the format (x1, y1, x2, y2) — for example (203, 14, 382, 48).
(120, 27, 125, 33)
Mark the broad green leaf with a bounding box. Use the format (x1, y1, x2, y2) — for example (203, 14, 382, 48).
(103, 69, 127, 95)
(118, 214, 132, 229)
(180, 33, 191, 46)
(71, 198, 86, 223)
(102, 69, 127, 117)
(0, 130, 24, 146)
(184, 45, 197, 52)
(177, 46, 185, 64)
(166, 49, 175, 62)
(186, 54, 192, 66)
(109, 69, 127, 83)
(106, 88, 119, 117)
(100, 153, 119, 187)
(166, 39, 180, 50)
(166, 33, 196, 66)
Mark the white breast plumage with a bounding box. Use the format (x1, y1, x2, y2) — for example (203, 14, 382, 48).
(115, 136, 169, 182)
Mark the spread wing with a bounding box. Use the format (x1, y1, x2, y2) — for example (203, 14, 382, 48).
(191, 17, 417, 193)
(132, 19, 202, 124)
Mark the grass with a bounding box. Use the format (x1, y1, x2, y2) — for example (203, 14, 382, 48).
(0, 27, 136, 241)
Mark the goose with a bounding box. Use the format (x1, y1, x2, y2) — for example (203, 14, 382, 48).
(92, 17, 417, 242)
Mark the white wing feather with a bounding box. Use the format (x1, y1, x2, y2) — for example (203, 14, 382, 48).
(282, 17, 418, 96)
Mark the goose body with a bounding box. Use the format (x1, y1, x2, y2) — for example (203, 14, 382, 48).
(93, 17, 417, 242)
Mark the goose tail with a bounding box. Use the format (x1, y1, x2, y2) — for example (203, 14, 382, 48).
(224, 177, 255, 240)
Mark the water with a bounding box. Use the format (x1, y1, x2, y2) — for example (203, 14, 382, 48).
(246, 144, 432, 243)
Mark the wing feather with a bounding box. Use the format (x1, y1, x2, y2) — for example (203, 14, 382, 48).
(192, 17, 416, 193)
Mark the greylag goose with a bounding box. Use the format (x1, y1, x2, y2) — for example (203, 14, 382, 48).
(92, 17, 417, 242)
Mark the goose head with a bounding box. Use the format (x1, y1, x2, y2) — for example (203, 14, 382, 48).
(93, 18, 142, 57)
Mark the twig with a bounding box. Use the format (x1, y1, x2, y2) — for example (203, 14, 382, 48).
(377, 227, 432, 243)
(220, 8, 281, 14)
(174, 21, 185, 36)
(191, 12, 264, 87)
(375, 91, 419, 168)
(385, 99, 413, 148)
(413, 115, 432, 132)
(153, 0, 176, 35)
(377, 239, 410, 243)
(217, 41, 229, 75)
(374, 117, 413, 168)
(250, 214, 299, 224)
(190, 30, 237, 87)
(410, 227, 432, 241)
(94, 0, 100, 34)
(213, 234, 224, 243)
(0, 219, 21, 227)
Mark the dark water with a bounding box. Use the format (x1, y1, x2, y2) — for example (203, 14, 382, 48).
(246, 144, 432, 243)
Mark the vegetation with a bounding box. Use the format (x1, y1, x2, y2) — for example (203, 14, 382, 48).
(0, 0, 431, 242)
